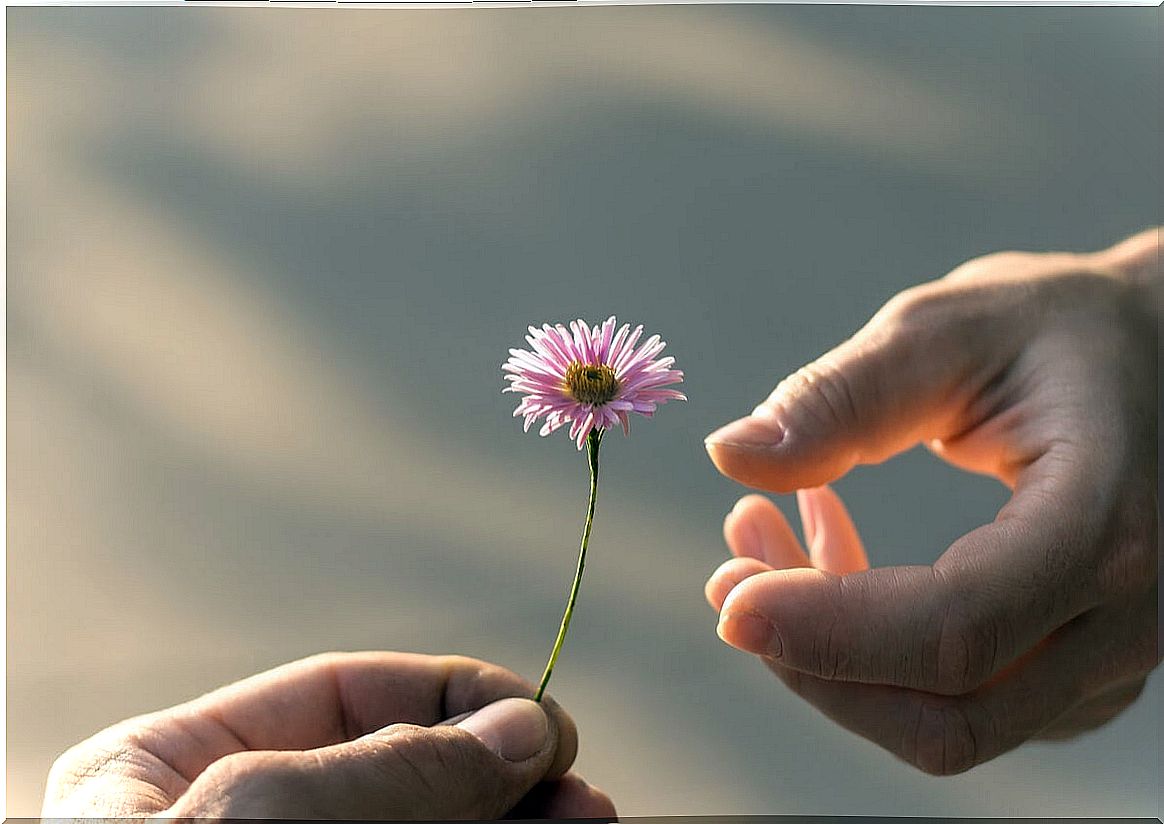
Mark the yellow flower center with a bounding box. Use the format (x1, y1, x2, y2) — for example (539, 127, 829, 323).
(564, 362, 620, 406)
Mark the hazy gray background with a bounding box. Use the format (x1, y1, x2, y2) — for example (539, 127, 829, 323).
(7, 5, 1160, 817)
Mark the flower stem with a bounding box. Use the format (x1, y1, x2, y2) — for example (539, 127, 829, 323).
(534, 426, 603, 703)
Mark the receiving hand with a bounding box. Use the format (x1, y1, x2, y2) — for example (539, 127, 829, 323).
(704, 229, 1160, 775)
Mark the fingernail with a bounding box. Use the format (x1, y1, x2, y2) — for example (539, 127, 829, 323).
(456, 697, 549, 762)
(705, 411, 784, 450)
(717, 610, 783, 657)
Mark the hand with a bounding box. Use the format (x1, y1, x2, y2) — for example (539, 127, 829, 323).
(703, 229, 1160, 775)
(42, 651, 616, 820)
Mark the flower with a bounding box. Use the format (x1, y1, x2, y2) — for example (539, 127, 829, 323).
(502, 318, 687, 702)
(503, 317, 686, 449)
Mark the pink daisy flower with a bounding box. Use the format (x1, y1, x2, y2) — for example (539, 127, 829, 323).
(503, 316, 687, 449)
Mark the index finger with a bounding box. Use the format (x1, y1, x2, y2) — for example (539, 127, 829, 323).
(704, 282, 998, 493)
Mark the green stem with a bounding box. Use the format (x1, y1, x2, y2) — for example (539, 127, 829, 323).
(534, 426, 603, 703)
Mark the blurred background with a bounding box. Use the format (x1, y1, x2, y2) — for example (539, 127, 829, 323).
(6, 4, 1160, 817)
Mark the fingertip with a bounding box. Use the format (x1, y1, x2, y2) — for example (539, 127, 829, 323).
(705, 413, 785, 452)
(534, 694, 578, 780)
(724, 497, 768, 560)
(716, 606, 781, 657)
(705, 439, 791, 493)
(508, 773, 618, 821)
(705, 571, 728, 610)
(729, 495, 812, 570)
(716, 572, 781, 655)
(721, 565, 829, 619)
(708, 439, 859, 495)
(704, 438, 741, 482)
(705, 556, 773, 612)
(721, 508, 739, 555)
(437, 657, 578, 774)
(550, 775, 618, 820)
(455, 698, 550, 763)
(704, 412, 796, 494)
(732, 493, 778, 516)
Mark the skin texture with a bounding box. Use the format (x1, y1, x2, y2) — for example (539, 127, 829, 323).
(704, 228, 1161, 776)
(41, 651, 616, 820)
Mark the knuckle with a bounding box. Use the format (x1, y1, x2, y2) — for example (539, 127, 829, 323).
(810, 608, 845, 680)
(305, 650, 343, 664)
(440, 654, 532, 705)
(792, 573, 850, 679)
(932, 600, 1001, 694)
(878, 283, 950, 335)
(945, 250, 1034, 282)
(207, 750, 281, 787)
(43, 735, 170, 816)
(45, 741, 125, 795)
(381, 731, 444, 788)
(781, 358, 862, 435)
(378, 728, 503, 816)
(911, 702, 979, 776)
(44, 719, 155, 795)
(382, 726, 473, 777)
(437, 653, 481, 671)
(869, 285, 969, 392)
(438, 653, 513, 691)
(178, 752, 302, 819)
(301, 650, 353, 673)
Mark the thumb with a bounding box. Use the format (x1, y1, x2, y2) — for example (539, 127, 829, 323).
(340, 697, 559, 819)
(705, 286, 994, 492)
(171, 697, 562, 820)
